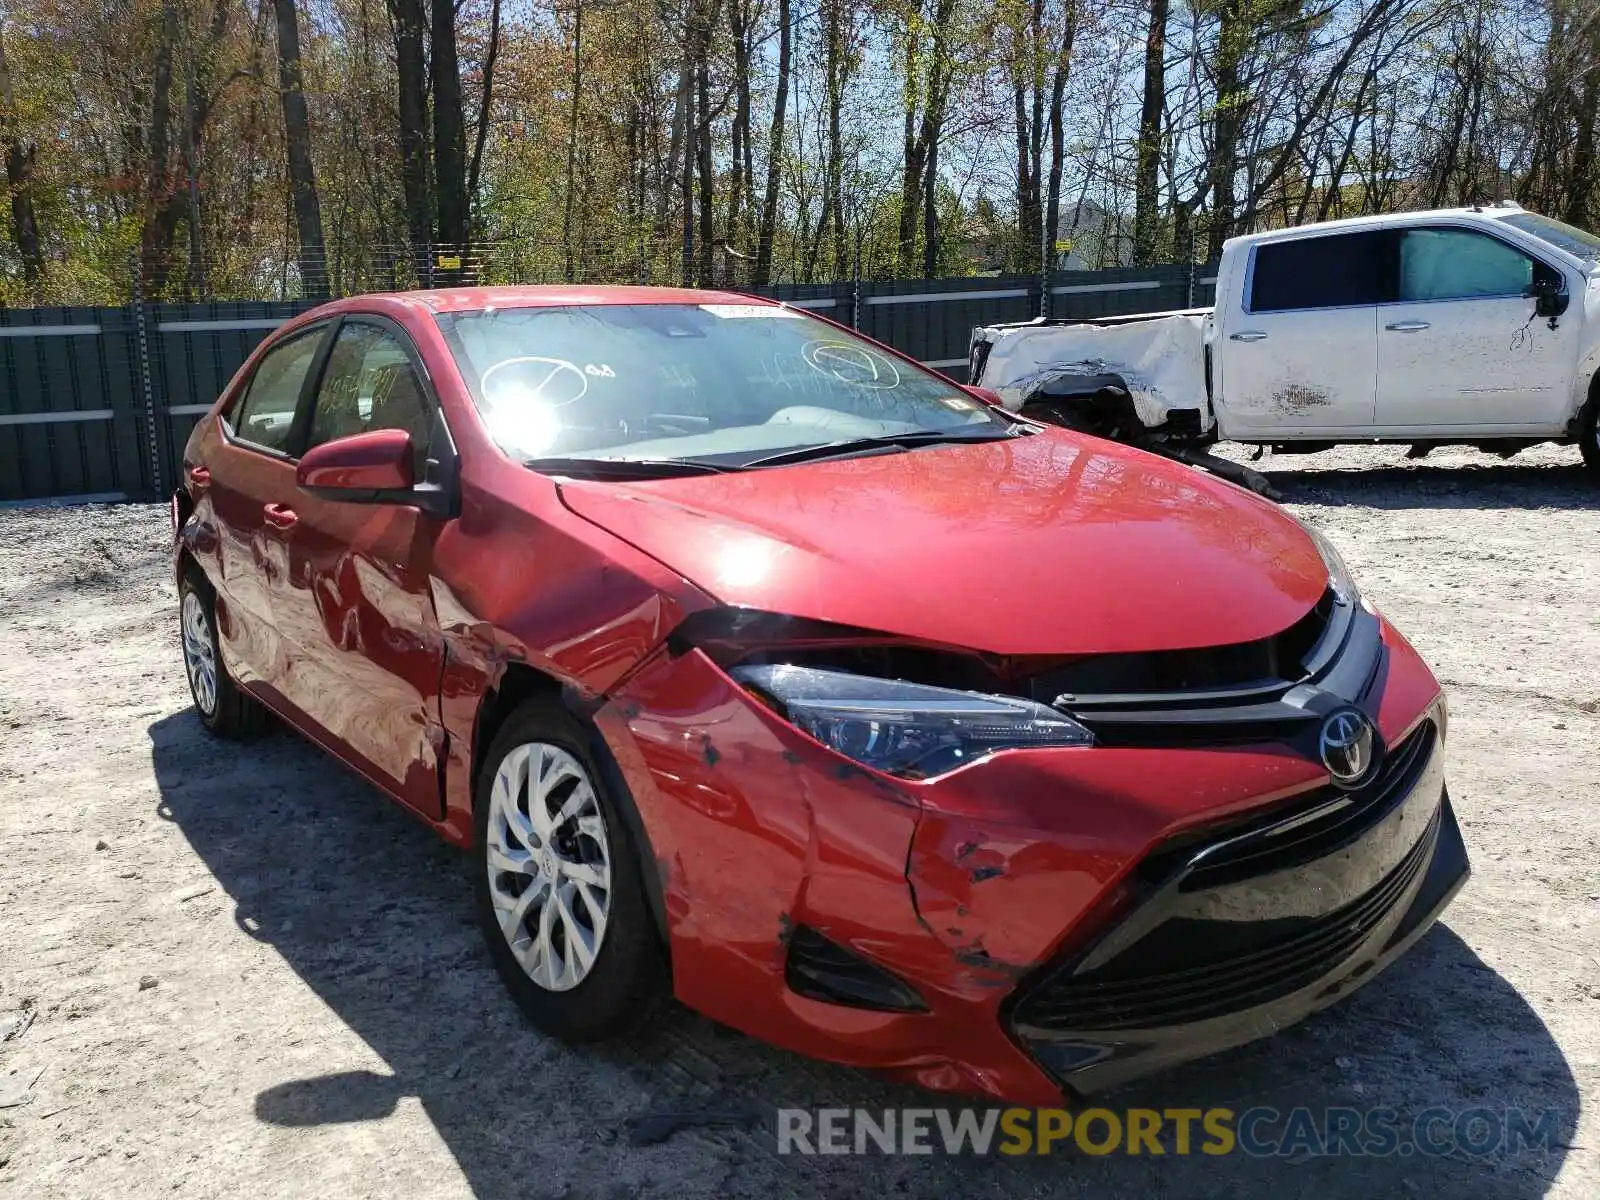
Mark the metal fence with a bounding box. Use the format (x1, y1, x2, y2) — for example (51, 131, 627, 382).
(0, 264, 1218, 504)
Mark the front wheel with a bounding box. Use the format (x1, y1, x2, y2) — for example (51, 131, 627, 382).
(473, 699, 668, 1041)
(1580, 402, 1600, 477)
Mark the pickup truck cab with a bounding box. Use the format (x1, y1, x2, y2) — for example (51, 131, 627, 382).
(969, 204, 1600, 475)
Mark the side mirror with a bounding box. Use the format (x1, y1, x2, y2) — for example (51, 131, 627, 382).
(1529, 272, 1570, 318)
(297, 428, 414, 501)
(966, 385, 1007, 408)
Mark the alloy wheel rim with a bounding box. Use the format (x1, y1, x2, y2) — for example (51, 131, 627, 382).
(180, 590, 218, 717)
(485, 742, 613, 992)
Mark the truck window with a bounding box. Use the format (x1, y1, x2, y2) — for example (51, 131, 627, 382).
(1398, 228, 1534, 302)
(1248, 232, 1387, 312)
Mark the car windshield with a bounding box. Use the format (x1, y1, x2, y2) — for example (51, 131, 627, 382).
(434, 302, 1010, 468)
(1501, 212, 1600, 262)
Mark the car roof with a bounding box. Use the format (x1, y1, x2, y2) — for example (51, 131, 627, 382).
(376, 284, 775, 315)
(1221, 204, 1530, 250)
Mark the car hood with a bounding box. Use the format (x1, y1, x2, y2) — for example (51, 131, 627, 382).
(556, 430, 1328, 656)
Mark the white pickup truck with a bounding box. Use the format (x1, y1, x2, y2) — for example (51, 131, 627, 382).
(968, 203, 1600, 477)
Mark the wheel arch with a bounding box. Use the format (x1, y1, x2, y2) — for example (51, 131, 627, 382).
(470, 664, 673, 954)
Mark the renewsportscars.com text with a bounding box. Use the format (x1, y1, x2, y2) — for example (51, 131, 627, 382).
(776, 1106, 1562, 1158)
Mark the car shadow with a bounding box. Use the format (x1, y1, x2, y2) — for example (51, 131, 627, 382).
(148, 711, 1578, 1199)
(1258, 459, 1599, 512)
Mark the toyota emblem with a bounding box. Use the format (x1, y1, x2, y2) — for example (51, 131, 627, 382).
(1319, 708, 1377, 787)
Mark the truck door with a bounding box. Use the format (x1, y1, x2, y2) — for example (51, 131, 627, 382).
(1215, 230, 1385, 437)
(1374, 226, 1578, 431)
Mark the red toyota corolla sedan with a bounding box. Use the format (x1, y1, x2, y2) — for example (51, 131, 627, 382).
(171, 286, 1467, 1103)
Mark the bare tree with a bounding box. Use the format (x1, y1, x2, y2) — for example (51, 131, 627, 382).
(0, 11, 42, 282)
(271, 0, 327, 296)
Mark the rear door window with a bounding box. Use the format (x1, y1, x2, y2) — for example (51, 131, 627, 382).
(226, 328, 325, 455)
(1248, 232, 1389, 312)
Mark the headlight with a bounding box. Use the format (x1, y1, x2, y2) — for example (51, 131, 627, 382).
(1298, 520, 1372, 611)
(731, 663, 1093, 778)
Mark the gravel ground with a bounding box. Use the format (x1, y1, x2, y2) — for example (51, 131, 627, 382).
(1, 442, 1597, 1200)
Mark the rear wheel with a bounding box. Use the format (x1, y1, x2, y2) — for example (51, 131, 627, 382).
(473, 699, 668, 1040)
(178, 572, 266, 737)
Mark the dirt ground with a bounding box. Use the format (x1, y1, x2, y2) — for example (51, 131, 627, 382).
(1, 442, 1597, 1200)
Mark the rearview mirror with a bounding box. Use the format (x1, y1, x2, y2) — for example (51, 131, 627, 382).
(296, 428, 414, 501)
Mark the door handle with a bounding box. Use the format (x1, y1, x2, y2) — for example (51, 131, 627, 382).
(1229, 330, 1268, 342)
(1385, 320, 1431, 332)
(262, 503, 299, 530)
(187, 465, 211, 487)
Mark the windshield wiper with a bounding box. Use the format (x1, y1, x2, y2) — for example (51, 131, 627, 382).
(739, 426, 1029, 470)
(522, 456, 739, 479)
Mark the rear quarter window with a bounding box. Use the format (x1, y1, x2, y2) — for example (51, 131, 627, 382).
(223, 327, 325, 455)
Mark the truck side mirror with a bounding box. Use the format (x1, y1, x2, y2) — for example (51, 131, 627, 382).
(1529, 270, 1569, 319)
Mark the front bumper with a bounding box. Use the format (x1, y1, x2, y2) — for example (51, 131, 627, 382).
(602, 613, 1465, 1106)
(1009, 719, 1467, 1094)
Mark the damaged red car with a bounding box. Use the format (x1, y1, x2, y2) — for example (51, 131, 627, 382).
(171, 286, 1468, 1104)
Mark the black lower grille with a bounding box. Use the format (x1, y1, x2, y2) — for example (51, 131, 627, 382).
(1013, 806, 1439, 1033)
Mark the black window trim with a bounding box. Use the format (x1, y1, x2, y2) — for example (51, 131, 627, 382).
(219, 320, 335, 462)
(1384, 223, 1561, 308)
(293, 311, 460, 518)
(1243, 220, 1568, 316)
(1242, 230, 1393, 316)
(293, 313, 448, 457)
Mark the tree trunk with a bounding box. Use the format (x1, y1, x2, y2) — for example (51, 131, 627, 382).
(390, 0, 430, 274)
(0, 17, 43, 283)
(431, 0, 468, 267)
(1567, 68, 1599, 228)
(562, 0, 585, 280)
(1131, 0, 1167, 266)
(753, 0, 790, 286)
(672, 0, 701, 285)
(897, 27, 925, 276)
(468, 0, 503, 233)
(727, 0, 753, 255)
(821, 0, 847, 280)
(140, 0, 185, 295)
(272, 0, 327, 297)
(694, 0, 720, 286)
(1044, 5, 1075, 272)
(1206, 0, 1245, 261)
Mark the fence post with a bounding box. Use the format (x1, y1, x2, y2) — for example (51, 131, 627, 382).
(129, 252, 163, 500)
(850, 241, 862, 329)
(1185, 222, 1197, 309)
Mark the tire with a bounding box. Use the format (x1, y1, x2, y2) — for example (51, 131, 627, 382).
(1580, 400, 1600, 478)
(473, 698, 668, 1041)
(178, 570, 267, 737)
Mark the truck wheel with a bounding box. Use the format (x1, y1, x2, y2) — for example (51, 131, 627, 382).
(1581, 402, 1600, 477)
